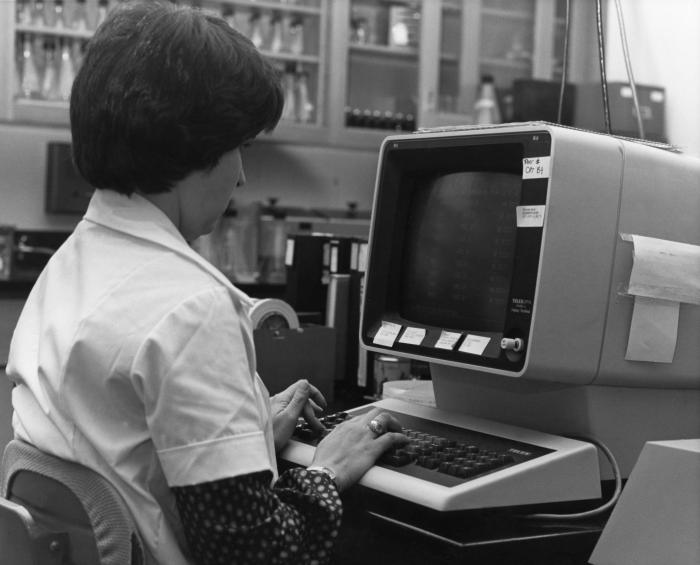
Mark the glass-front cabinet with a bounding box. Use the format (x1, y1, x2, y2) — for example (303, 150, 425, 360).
(1, 0, 329, 143)
(1, 0, 595, 148)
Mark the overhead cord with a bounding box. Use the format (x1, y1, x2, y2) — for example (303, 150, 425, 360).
(613, 0, 645, 139)
(556, 0, 571, 125)
(595, 0, 612, 134)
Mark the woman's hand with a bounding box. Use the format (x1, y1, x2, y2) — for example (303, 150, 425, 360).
(271, 379, 326, 451)
(310, 409, 409, 491)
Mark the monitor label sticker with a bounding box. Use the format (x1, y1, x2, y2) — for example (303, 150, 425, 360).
(522, 156, 550, 179)
(373, 321, 402, 347)
(435, 331, 462, 350)
(399, 326, 426, 345)
(516, 205, 546, 228)
(458, 334, 491, 355)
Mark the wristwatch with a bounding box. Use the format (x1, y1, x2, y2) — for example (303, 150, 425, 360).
(306, 465, 337, 485)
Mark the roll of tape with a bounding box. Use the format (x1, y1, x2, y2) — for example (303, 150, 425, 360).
(250, 298, 300, 331)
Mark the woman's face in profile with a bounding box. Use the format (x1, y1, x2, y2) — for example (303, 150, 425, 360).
(177, 148, 246, 241)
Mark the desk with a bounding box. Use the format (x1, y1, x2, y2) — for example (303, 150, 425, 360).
(333, 486, 606, 565)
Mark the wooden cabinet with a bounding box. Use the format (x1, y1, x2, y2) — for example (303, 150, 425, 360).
(1, 0, 597, 149)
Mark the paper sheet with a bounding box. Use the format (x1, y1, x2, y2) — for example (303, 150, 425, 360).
(625, 296, 679, 363)
(625, 234, 700, 305)
(623, 234, 700, 363)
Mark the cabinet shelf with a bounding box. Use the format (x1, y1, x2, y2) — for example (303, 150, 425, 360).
(224, 0, 322, 16)
(15, 23, 93, 39)
(262, 51, 320, 65)
(480, 57, 532, 71)
(349, 43, 419, 60)
(481, 8, 534, 22)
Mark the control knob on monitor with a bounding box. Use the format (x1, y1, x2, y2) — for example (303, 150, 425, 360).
(500, 337, 524, 352)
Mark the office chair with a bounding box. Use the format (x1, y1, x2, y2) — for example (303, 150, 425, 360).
(0, 439, 145, 565)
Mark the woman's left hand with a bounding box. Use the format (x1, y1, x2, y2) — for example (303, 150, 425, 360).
(271, 379, 327, 451)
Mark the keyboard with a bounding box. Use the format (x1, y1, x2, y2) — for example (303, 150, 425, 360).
(280, 398, 601, 511)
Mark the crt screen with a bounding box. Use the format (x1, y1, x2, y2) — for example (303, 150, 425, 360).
(400, 171, 521, 332)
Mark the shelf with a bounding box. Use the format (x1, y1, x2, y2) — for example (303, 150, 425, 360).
(349, 43, 419, 60)
(225, 0, 322, 16)
(262, 51, 321, 64)
(480, 57, 532, 71)
(15, 23, 93, 40)
(481, 8, 534, 22)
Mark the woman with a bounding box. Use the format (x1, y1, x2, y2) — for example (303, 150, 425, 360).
(6, 2, 406, 564)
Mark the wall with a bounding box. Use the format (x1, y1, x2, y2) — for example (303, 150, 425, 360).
(0, 122, 381, 230)
(606, 0, 700, 156)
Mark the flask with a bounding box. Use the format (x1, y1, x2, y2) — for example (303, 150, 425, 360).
(281, 69, 296, 121)
(473, 74, 501, 124)
(96, 0, 109, 28)
(295, 71, 313, 123)
(17, 0, 33, 25)
(53, 0, 65, 29)
(270, 13, 283, 53)
(258, 198, 287, 284)
(58, 38, 75, 101)
(72, 0, 89, 31)
(20, 35, 41, 99)
(41, 40, 61, 100)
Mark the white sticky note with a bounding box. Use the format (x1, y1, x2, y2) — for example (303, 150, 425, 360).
(459, 334, 491, 355)
(435, 331, 462, 350)
(399, 327, 426, 345)
(516, 205, 546, 228)
(373, 321, 402, 347)
(522, 156, 551, 179)
(625, 296, 679, 363)
(626, 234, 700, 305)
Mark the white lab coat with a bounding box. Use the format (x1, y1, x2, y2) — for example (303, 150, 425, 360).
(7, 189, 277, 565)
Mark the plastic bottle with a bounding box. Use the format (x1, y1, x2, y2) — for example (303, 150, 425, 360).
(473, 74, 501, 125)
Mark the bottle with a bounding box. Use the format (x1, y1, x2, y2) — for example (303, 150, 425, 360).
(17, 0, 33, 25)
(288, 17, 304, 55)
(72, 0, 89, 31)
(473, 74, 501, 125)
(281, 68, 296, 121)
(53, 0, 65, 29)
(41, 40, 61, 100)
(58, 39, 75, 101)
(96, 0, 109, 28)
(32, 0, 46, 26)
(294, 71, 313, 123)
(258, 198, 287, 284)
(269, 13, 283, 53)
(20, 35, 41, 99)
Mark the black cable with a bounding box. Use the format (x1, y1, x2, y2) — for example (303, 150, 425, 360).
(556, 0, 571, 124)
(595, 0, 612, 134)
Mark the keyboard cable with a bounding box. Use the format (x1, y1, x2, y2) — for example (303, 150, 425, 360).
(523, 435, 622, 521)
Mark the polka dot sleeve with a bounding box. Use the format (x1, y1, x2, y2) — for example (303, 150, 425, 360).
(172, 468, 342, 565)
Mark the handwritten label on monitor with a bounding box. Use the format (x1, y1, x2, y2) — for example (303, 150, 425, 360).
(435, 331, 462, 350)
(399, 326, 426, 346)
(522, 156, 550, 179)
(458, 334, 491, 355)
(373, 321, 402, 347)
(516, 205, 546, 228)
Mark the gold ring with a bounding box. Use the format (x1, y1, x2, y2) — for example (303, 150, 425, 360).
(368, 418, 386, 436)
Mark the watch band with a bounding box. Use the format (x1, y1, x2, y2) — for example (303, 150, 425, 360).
(306, 465, 337, 485)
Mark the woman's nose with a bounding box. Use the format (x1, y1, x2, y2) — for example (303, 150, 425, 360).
(236, 168, 247, 188)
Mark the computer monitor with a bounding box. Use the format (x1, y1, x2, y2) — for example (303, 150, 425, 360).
(360, 122, 700, 476)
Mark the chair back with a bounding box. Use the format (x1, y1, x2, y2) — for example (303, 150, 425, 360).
(1, 439, 145, 565)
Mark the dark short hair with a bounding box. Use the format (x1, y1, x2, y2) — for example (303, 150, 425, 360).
(70, 0, 283, 195)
